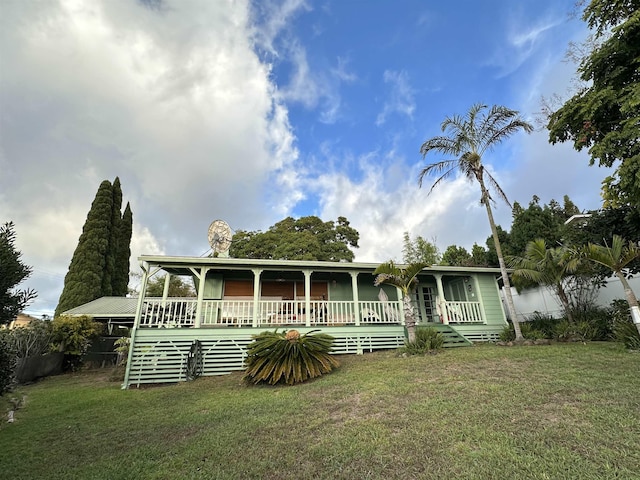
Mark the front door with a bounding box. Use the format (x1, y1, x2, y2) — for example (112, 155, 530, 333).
(415, 286, 438, 323)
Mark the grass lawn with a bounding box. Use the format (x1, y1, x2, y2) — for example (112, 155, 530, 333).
(1, 342, 639, 480)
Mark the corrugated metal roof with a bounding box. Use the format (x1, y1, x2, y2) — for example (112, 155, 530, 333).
(63, 297, 138, 318)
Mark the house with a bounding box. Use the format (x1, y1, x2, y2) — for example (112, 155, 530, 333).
(118, 255, 509, 389)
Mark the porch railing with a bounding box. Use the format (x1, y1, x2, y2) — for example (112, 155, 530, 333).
(443, 301, 484, 323)
(138, 298, 483, 327)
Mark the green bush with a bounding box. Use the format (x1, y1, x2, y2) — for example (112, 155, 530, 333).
(243, 329, 339, 385)
(525, 313, 558, 339)
(611, 300, 640, 350)
(9, 320, 54, 358)
(0, 331, 17, 396)
(400, 326, 444, 355)
(499, 322, 545, 342)
(52, 315, 101, 371)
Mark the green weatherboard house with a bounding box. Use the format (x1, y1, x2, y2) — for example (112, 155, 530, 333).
(105, 255, 509, 388)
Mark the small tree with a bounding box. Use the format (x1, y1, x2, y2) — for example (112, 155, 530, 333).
(52, 315, 101, 371)
(374, 261, 428, 343)
(583, 235, 640, 335)
(508, 239, 582, 323)
(0, 222, 37, 326)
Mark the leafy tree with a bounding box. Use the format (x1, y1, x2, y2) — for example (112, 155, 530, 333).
(52, 315, 101, 371)
(582, 235, 640, 335)
(55, 179, 133, 316)
(146, 275, 196, 297)
(0, 222, 37, 326)
(374, 261, 428, 343)
(113, 202, 133, 296)
(547, 0, 640, 206)
(419, 103, 533, 341)
(470, 243, 489, 266)
(402, 232, 441, 264)
(508, 240, 582, 323)
(440, 245, 471, 266)
(230, 216, 359, 262)
(563, 206, 640, 276)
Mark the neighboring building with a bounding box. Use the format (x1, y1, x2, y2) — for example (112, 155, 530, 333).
(107, 255, 510, 389)
(7, 313, 39, 330)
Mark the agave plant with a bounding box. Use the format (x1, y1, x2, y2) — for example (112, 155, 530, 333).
(243, 329, 339, 385)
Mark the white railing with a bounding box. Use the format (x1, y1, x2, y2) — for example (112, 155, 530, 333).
(443, 301, 484, 323)
(138, 298, 483, 327)
(359, 301, 402, 324)
(140, 298, 198, 327)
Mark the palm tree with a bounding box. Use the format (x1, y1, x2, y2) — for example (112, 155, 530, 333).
(507, 239, 581, 323)
(583, 235, 640, 335)
(419, 103, 533, 341)
(374, 261, 428, 343)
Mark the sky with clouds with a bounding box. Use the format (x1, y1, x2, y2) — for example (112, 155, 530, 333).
(1, 0, 611, 317)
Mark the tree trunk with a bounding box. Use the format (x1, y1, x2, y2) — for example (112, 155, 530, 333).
(403, 294, 417, 343)
(479, 179, 523, 341)
(555, 284, 574, 323)
(617, 272, 640, 336)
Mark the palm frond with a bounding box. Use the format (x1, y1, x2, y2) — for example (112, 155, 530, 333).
(482, 169, 511, 207)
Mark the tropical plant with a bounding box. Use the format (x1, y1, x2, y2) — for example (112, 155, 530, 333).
(243, 329, 339, 385)
(508, 239, 582, 323)
(419, 103, 533, 341)
(582, 235, 640, 335)
(610, 300, 640, 350)
(399, 326, 444, 355)
(373, 261, 428, 343)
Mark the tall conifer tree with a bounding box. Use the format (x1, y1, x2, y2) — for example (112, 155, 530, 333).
(55, 180, 114, 316)
(113, 202, 133, 296)
(102, 177, 122, 296)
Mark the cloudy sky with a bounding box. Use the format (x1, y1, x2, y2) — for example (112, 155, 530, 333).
(1, 0, 610, 317)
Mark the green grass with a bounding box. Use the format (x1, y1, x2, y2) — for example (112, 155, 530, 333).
(1, 343, 639, 479)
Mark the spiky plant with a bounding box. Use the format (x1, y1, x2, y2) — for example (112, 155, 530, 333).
(243, 329, 339, 385)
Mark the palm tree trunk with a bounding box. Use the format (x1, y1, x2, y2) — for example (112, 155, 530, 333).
(555, 283, 574, 323)
(403, 294, 417, 343)
(617, 272, 640, 336)
(478, 179, 523, 341)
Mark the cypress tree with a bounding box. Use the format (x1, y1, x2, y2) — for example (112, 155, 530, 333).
(113, 202, 133, 296)
(55, 180, 114, 317)
(102, 177, 123, 296)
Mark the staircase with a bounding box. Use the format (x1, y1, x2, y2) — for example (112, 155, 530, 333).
(424, 323, 473, 347)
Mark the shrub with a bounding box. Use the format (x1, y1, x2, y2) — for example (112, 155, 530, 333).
(0, 331, 17, 396)
(51, 315, 101, 371)
(525, 312, 558, 339)
(499, 324, 515, 342)
(114, 336, 130, 366)
(499, 322, 545, 342)
(243, 329, 339, 385)
(400, 326, 444, 355)
(9, 320, 54, 358)
(611, 300, 640, 350)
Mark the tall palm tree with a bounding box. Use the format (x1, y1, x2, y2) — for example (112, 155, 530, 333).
(374, 261, 428, 343)
(583, 235, 640, 335)
(419, 103, 533, 341)
(508, 239, 581, 323)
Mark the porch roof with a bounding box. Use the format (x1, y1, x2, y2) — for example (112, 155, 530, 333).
(139, 255, 507, 276)
(63, 296, 138, 318)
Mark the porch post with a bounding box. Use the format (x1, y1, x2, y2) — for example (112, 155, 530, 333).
(396, 287, 405, 325)
(350, 272, 360, 326)
(161, 273, 171, 305)
(434, 273, 448, 325)
(123, 262, 149, 389)
(252, 269, 262, 327)
(303, 269, 312, 327)
(194, 266, 207, 328)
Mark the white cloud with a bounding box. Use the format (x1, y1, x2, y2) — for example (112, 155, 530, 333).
(1, 0, 300, 314)
(376, 70, 416, 126)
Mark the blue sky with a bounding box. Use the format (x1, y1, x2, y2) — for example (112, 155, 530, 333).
(0, 0, 609, 317)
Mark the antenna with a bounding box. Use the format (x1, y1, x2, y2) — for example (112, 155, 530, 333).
(207, 220, 233, 257)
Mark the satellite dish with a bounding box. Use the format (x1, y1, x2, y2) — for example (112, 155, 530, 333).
(207, 220, 233, 255)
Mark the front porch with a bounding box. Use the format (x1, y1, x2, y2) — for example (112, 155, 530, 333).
(139, 297, 486, 328)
